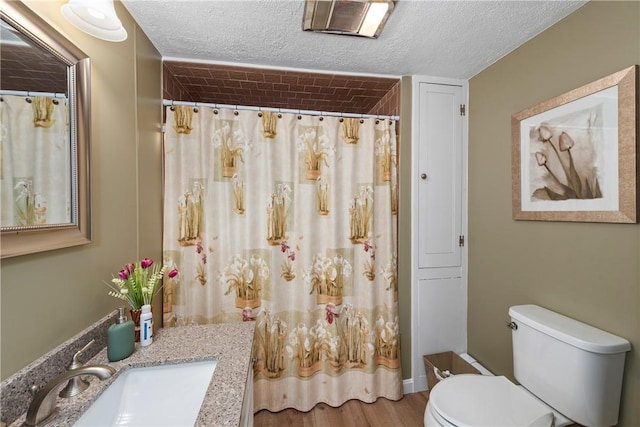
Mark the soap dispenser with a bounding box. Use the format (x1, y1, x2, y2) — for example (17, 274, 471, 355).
(107, 307, 135, 362)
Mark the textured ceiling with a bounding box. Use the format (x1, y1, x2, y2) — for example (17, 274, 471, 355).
(122, 0, 587, 79)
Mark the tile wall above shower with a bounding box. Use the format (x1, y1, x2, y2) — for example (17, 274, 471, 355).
(162, 61, 400, 117)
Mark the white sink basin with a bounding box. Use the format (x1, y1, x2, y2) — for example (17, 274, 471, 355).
(74, 360, 217, 426)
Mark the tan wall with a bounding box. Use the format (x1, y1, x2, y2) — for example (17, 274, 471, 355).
(468, 2, 639, 425)
(0, 1, 162, 380)
(398, 76, 413, 379)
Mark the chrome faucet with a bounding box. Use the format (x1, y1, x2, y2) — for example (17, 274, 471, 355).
(23, 365, 116, 427)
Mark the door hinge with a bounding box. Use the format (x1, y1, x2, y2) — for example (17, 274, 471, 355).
(459, 104, 466, 116)
(459, 235, 465, 247)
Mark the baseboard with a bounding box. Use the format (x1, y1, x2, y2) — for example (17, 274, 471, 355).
(403, 378, 414, 394)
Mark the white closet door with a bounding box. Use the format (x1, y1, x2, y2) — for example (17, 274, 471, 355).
(417, 83, 463, 268)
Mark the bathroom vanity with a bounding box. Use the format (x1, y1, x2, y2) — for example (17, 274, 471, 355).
(4, 321, 256, 427)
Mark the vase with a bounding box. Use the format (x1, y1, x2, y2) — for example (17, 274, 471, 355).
(222, 166, 236, 177)
(266, 236, 284, 246)
(305, 169, 321, 180)
(235, 296, 261, 309)
(375, 355, 400, 369)
(129, 308, 142, 342)
(316, 294, 342, 306)
(298, 360, 323, 378)
(281, 271, 296, 282)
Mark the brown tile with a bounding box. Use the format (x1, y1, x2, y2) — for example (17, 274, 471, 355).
(246, 72, 264, 82)
(263, 74, 282, 83)
(163, 61, 400, 116)
(228, 71, 248, 80)
(240, 81, 258, 90)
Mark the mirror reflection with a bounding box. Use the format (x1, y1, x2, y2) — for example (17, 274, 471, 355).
(1, 18, 72, 228)
(0, 0, 91, 258)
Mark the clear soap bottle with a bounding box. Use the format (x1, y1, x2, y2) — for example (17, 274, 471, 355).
(140, 304, 153, 347)
(107, 307, 135, 362)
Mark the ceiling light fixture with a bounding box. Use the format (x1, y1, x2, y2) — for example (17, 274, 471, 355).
(61, 0, 127, 42)
(303, 0, 396, 39)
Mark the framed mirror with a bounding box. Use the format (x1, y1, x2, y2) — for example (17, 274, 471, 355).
(1, 0, 91, 258)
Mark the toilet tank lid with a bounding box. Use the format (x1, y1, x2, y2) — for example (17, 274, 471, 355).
(509, 305, 631, 354)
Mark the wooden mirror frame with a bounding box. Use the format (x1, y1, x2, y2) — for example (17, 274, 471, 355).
(1, 0, 91, 258)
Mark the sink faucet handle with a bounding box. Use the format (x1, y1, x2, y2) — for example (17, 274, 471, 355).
(58, 339, 95, 398)
(69, 339, 95, 369)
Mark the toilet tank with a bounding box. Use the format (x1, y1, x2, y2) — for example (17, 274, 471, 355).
(509, 305, 631, 427)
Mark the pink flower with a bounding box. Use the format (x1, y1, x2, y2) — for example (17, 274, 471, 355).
(196, 240, 203, 254)
(288, 251, 296, 262)
(364, 240, 375, 260)
(325, 303, 340, 324)
(126, 263, 135, 274)
(118, 269, 129, 280)
(168, 268, 179, 278)
(280, 241, 289, 253)
(242, 307, 256, 321)
(140, 258, 154, 269)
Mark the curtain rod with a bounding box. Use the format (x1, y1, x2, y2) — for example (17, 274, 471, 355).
(163, 99, 399, 121)
(0, 90, 67, 99)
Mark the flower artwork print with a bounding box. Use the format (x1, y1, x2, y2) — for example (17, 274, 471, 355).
(516, 84, 622, 218)
(528, 106, 604, 202)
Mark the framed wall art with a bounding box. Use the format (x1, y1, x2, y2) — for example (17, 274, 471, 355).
(512, 65, 638, 223)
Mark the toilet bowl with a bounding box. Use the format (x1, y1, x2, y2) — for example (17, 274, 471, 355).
(424, 374, 555, 427)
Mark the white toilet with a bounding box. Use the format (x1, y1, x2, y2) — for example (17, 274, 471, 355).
(424, 304, 631, 427)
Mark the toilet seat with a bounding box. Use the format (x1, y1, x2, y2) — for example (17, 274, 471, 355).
(427, 375, 554, 427)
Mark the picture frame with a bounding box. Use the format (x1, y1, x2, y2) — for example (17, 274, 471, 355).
(512, 65, 638, 223)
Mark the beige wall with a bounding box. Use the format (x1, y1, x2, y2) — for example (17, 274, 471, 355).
(468, 2, 639, 426)
(0, 1, 162, 380)
(398, 76, 413, 379)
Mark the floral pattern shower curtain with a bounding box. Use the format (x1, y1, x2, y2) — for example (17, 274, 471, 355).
(0, 95, 70, 227)
(162, 106, 402, 412)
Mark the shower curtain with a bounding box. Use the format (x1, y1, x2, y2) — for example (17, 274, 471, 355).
(0, 95, 70, 227)
(162, 105, 402, 412)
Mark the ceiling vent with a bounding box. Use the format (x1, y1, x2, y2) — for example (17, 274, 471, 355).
(303, 0, 396, 39)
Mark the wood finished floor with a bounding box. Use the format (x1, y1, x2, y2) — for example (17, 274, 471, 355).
(254, 391, 429, 427)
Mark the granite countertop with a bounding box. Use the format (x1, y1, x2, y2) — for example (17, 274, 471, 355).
(10, 322, 255, 427)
